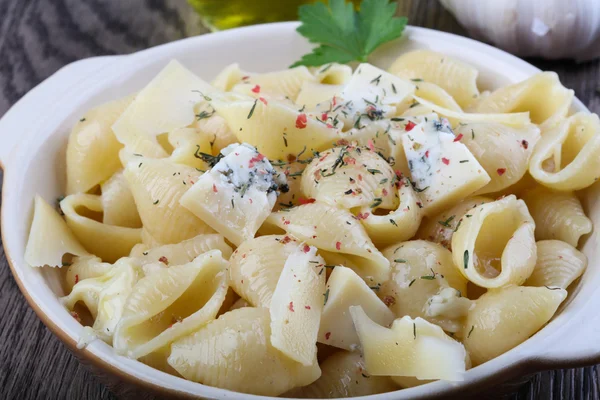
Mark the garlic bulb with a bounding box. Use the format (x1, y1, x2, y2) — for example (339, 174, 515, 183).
(440, 0, 600, 61)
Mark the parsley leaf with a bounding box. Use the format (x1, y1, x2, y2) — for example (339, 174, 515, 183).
(292, 0, 407, 67)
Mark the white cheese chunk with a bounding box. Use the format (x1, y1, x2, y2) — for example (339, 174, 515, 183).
(270, 245, 326, 366)
(179, 143, 287, 246)
(402, 117, 490, 216)
(318, 266, 395, 351)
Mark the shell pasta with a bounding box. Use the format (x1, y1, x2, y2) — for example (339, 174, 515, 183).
(25, 50, 595, 397)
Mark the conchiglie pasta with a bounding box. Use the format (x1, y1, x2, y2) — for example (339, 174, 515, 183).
(168, 307, 321, 396)
(388, 50, 479, 108)
(453, 122, 540, 195)
(462, 286, 566, 366)
(529, 112, 600, 191)
(60, 193, 142, 263)
(124, 157, 213, 244)
(358, 177, 423, 248)
(473, 72, 573, 129)
(350, 306, 467, 381)
(522, 185, 592, 247)
(417, 196, 492, 250)
(65, 255, 111, 289)
(113, 250, 228, 359)
(100, 170, 142, 228)
(66, 95, 133, 194)
(191, 110, 238, 155)
(167, 127, 213, 170)
(379, 240, 468, 332)
(301, 145, 398, 210)
(25, 195, 89, 268)
(229, 235, 300, 307)
(211, 94, 339, 161)
(525, 240, 587, 289)
(266, 203, 390, 286)
(129, 234, 233, 265)
(452, 195, 536, 288)
(287, 351, 398, 398)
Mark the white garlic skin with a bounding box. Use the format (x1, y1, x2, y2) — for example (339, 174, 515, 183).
(440, 0, 600, 61)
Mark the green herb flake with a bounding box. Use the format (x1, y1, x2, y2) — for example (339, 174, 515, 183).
(323, 288, 330, 305)
(153, 200, 159, 205)
(467, 325, 474, 338)
(438, 215, 455, 227)
(394, 258, 407, 263)
(389, 219, 398, 226)
(463, 250, 469, 269)
(408, 278, 416, 287)
(247, 99, 258, 119)
(367, 168, 382, 175)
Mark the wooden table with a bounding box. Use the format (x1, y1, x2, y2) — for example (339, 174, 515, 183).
(0, 0, 599, 399)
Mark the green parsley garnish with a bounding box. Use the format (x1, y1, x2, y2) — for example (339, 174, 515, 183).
(292, 0, 407, 67)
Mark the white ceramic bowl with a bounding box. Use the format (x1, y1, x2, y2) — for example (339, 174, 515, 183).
(1, 22, 600, 399)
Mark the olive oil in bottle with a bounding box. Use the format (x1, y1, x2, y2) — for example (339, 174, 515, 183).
(188, 0, 361, 31)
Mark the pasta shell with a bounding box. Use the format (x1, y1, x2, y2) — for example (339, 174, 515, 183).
(454, 122, 540, 195)
(66, 95, 133, 194)
(462, 286, 567, 366)
(270, 245, 326, 366)
(167, 127, 213, 170)
(266, 203, 390, 286)
(24, 195, 89, 268)
(287, 351, 398, 398)
(301, 145, 398, 210)
(65, 255, 111, 289)
(124, 157, 213, 244)
(417, 196, 492, 250)
(229, 235, 300, 307)
(358, 176, 423, 248)
(100, 170, 142, 228)
(113, 250, 228, 359)
(452, 195, 536, 288)
(168, 307, 321, 396)
(525, 240, 587, 289)
(318, 266, 395, 351)
(379, 240, 468, 332)
(474, 72, 573, 129)
(61, 257, 142, 342)
(129, 233, 233, 265)
(529, 112, 600, 191)
(388, 50, 479, 108)
(522, 185, 592, 247)
(350, 306, 467, 381)
(60, 194, 142, 263)
(191, 112, 238, 155)
(211, 93, 339, 161)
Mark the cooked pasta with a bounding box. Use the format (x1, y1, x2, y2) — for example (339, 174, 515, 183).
(25, 49, 596, 397)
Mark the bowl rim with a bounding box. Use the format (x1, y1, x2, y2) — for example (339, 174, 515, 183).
(1, 21, 598, 400)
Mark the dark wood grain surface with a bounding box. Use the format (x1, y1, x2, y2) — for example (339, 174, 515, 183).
(0, 1, 599, 399)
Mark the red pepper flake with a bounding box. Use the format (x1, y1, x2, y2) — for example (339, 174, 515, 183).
(259, 97, 268, 105)
(212, 183, 218, 193)
(71, 311, 82, 323)
(497, 168, 506, 176)
(302, 244, 311, 253)
(284, 220, 291, 225)
(367, 139, 375, 152)
(383, 296, 396, 306)
(287, 154, 297, 163)
(453, 133, 463, 142)
(336, 241, 342, 251)
(344, 156, 356, 165)
(336, 139, 349, 146)
(281, 236, 292, 244)
(382, 188, 388, 196)
(358, 174, 363, 181)
(442, 157, 450, 165)
(159, 256, 169, 265)
(242, 253, 247, 258)
(242, 75, 250, 80)
(296, 113, 308, 129)
(251, 84, 261, 93)
(521, 140, 529, 149)
(325, 332, 331, 340)
(405, 121, 416, 131)
(425, 150, 430, 158)
(326, 123, 334, 129)
(299, 197, 316, 205)
(249, 198, 253, 204)
(356, 212, 370, 220)
(248, 153, 265, 168)
(321, 113, 328, 121)
(305, 305, 311, 310)
(288, 301, 295, 312)
(75, 274, 79, 284)
(332, 96, 337, 107)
